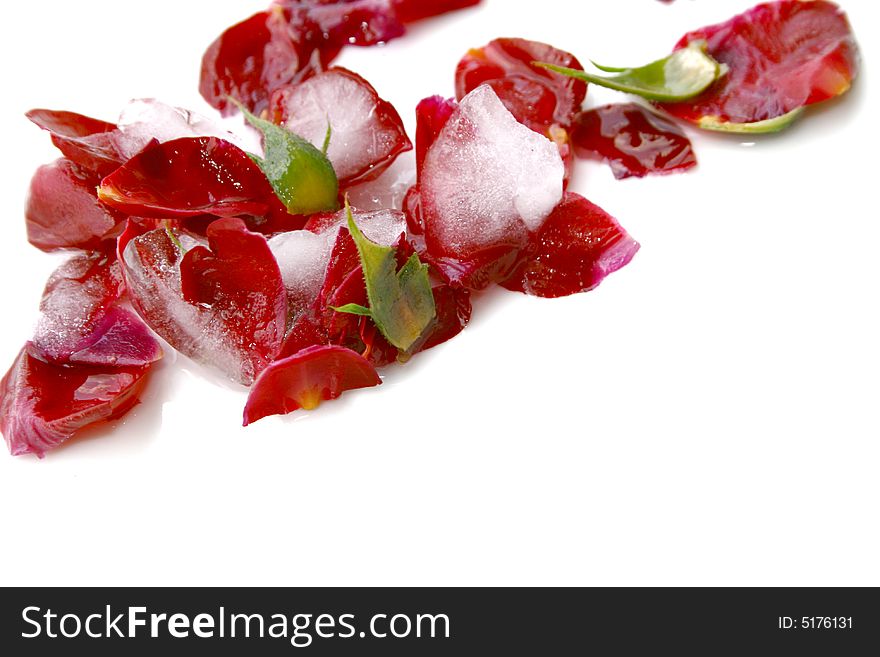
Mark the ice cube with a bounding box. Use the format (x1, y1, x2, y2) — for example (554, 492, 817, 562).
(112, 99, 261, 160)
(345, 150, 416, 211)
(276, 68, 411, 184)
(122, 229, 256, 384)
(32, 252, 124, 363)
(420, 85, 564, 258)
(268, 230, 336, 314)
(270, 208, 406, 313)
(305, 208, 407, 246)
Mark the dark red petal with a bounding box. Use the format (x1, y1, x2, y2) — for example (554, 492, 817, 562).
(242, 204, 309, 235)
(502, 192, 640, 299)
(392, 0, 481, 23)
(26, 109, 123, 178)
(402, 184, 425, 236)
(32, 251, 124, 363)
(323, 266, 368, 336)
(427, 243, 525, 292)
(200, 8, 338, 116)
(179, 218, 288, 378)
(26, 159, 123, 252)
(278, 308, 329, 360)
(571, 103, 697, 179)
(121, 222, 284, 385)
(419, 284, 471, 350)
(275, 225, 403, 364)
(658, 0, 860, 125)
(276, 229, 360, 357)
(455, 38, 586, 133)
(0, 346, 149, 458)
(414, 96, 456, 180)
(243, 344, 381, 425)
(271, 67, 412, 186)
(281, 1, 406, 48)
(317, 227, 367, 308)
(318, 264, 396, 368)
(98, 137, 282, 219)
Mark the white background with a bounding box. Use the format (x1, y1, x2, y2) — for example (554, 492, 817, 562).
(0, 0, 877, 586)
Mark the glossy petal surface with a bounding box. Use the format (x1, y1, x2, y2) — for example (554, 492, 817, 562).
(421, 284, 471, 350)
(98, 137, 283, 219)
(26, 109, 123, 177)
(455, 37, 586, 133)
(280, 0, 406, 48)
(179, 219, 287, 382)
(65, 307, 163, 368)
(26, 159, 122, 252)
(201, 2, 481, 115)
(122, 221, 285, 385)
(502, 192, 640, 298)
(243, 344, 381, 425)
(414, 96, 456, 179)
(200, 8, 336, 116)
(658, 0, 860, 128)
(32, 251, 124, 363)
(0, 346, 149, 458)
(571, 103, 696, 179)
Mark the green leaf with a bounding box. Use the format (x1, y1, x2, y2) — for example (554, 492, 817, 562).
(162, 220, 186, 254)
(230, 98, 339, 215)
(697, 108, 805, 134)
(336, 202, 436, 354)
(332, 303, 372, 317)
(536, 40, 726, 102)
(321, 120, 332, 156)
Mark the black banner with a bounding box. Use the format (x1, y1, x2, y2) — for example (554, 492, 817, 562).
(1, 587, 877, 654)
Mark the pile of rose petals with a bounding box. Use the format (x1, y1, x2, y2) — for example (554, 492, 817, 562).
(1, 0, 861, 457)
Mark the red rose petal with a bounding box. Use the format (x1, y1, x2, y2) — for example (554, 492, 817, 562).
(199, 8, 338, 116)
(121, 220, 286, 385)
(179, 218, 287, 381)
(67, 307, 163, 368)
(243, 344, 381, 425)
(0, 345, 150, 458)
(32, 251, 124, 363)
(420, 284, 471, 350)
(455, 37, 586, 133)
(98, 137, 283, 220)
(26, 109, 123, 178)
(26, 159, 123, 252)
(414, 96, 456, 180)
(426, 243, 525, 291)
(502, 192, 640, 298)
(280, 0, 406, 48)
(571, 103, 697, 180)
(658, 0, 860, 126)
(201, 2, 481, 115)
